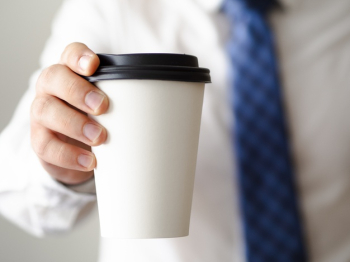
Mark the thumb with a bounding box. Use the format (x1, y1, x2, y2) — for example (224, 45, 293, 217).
(59, 42, 100, 76)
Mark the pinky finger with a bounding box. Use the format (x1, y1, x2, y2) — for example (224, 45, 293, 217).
(31, 125, 96, 172)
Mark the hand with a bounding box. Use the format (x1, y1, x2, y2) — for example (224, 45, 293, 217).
(30, 43, 109, 185)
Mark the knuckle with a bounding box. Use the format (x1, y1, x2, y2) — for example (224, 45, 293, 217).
(65, 42, 84, 53)
(61, 109, 79, 131)
(32, 132, 52, 159)
(30, 95, 54, 122)
(36, 64, 62, 93)
(63, 76, 80, 99)
(56, 143, 68, 165)
(62, 42, 85, 63)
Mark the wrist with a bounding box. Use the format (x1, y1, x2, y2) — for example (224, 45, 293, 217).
(60, 176, 96, 194)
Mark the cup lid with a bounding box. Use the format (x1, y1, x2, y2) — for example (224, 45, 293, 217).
(83, 53, 211, 83)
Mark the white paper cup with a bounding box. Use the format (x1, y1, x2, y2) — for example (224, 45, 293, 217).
(86, 54, 211, 238)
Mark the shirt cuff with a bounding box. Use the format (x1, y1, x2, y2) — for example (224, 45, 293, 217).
(63, 177, 96, 194)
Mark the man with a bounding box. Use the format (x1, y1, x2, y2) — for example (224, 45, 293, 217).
(1, 0, 350, 261)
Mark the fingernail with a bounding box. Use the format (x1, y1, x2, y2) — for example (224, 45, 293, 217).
(78, 154, 94, 168)
(85, 91, 105, 112)
(83, 123, 103, 142)
(79, 55, 92, 72)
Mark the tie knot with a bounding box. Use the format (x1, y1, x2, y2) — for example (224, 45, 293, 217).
(222, 0, 280, 16)
(244, 0, 280, 14)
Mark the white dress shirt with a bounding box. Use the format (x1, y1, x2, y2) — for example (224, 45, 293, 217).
(1, 0, 350, 261)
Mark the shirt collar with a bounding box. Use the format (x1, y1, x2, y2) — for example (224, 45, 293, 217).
(193, 0, 224, 12)
(195, 0, 297, 12)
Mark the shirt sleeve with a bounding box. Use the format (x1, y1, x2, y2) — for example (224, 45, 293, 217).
(0, 0, 111, 237)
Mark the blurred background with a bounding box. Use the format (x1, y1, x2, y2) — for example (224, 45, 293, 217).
(0, 0, 100, 261)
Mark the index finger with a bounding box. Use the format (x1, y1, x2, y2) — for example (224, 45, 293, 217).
(59, 42, 100, 76)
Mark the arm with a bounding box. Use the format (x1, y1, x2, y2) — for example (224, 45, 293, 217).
(0, 0, 110, 237)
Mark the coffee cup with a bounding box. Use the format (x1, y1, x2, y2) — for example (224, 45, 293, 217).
(85, 53, 211, 238)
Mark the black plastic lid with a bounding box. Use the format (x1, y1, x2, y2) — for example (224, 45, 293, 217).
(83, 53, 211, 83)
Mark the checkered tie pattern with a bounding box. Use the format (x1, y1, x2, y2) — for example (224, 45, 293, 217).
(221, 0, 308, 261)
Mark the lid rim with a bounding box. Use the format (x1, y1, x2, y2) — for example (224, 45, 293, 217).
(85, 53, 211, 83)
(98, 65, 210, 72)
(83, 70, 211, 83)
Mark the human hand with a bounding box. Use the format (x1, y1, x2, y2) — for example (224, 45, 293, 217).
(31, 42, 108, 185)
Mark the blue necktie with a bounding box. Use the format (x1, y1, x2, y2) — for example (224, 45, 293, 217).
(222, 1, 308, 261)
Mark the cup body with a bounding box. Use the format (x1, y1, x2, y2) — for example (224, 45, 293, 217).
(89, 79, 205, 238)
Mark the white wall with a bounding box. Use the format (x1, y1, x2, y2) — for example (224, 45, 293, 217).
(0, 0, 100, 261)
